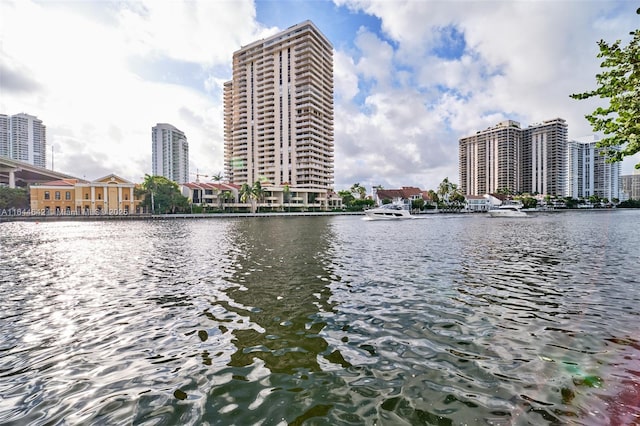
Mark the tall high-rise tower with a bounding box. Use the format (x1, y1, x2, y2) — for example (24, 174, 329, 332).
(0, 113, 47, 168)
(568, 135, 620, 200)
(522, 118, 568, 196)
(224, 20, 334, 191)
(459, 120, 522, 195)
(460, 118, 568, 197)
(151, 123, 189, 183)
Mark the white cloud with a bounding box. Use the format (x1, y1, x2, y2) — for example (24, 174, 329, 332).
(1, 0, 637, 192)
(0, 0, 264, 182)
(332, 0, 639, 190)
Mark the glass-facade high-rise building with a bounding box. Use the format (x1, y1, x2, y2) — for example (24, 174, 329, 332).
(151, 123, 189, 184)
(223, 20, 334, 192)
(0, 113, 47, 168)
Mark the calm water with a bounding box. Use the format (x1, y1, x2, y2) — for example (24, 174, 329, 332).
(1, 211, 639, 425)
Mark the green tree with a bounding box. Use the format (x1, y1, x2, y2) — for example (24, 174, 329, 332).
(437, 177, 453, 204)
(0, 186, 29, 210)
(570, 9, 640, 168)
(350, 183, 366, 200)
(338, 189, 355, 207)
(411, 198, 425, 211)
(137, 175, 189, 214)
(239, 183, 253, 212)
(221, 190, 233, 211)
(520, 196, 538, 209)
(252, 181, 264, 212)
(427, 189, 439, 205)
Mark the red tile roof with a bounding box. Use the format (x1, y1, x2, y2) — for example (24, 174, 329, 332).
(39, 179, 78, 186)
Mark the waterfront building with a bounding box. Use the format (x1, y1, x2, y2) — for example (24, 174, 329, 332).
(181, 182, 240, 207)
(152, 123, 189, 184)
(568, 135, 620, 201)
(459, 120, 522, 196)
(373, 187, 424, 207)
(0, 113, 46, 168)
(460, 118, 568, 197)
(620, 170, 640, 200)
(522, 118, 568, 197)
(30, 174, 141, 215)
(223, 20, 334, 204)
(182, 181, 342, 211)
(465, 195, 491, 212)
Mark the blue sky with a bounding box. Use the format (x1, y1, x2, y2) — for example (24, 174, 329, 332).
(1, 0, 638, 191)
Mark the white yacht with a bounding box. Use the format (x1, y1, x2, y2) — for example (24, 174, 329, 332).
(488, 204, 527, 218)
(364, 203, 412, 220)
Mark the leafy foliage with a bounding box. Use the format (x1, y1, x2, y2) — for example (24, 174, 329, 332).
(0, 186, 29, 210)
(137, 175, 189, 214)
(239, 181, 264, 212)
(618, 199, 640, 208)
(350, 183, 367, 200)
(570, 11, 640, 168)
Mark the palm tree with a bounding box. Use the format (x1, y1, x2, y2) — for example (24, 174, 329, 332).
(252, 181, 264, 212)
(221, 190, 233, 211)
(239, 183, 253, 212)
(283, 184, 290, 212)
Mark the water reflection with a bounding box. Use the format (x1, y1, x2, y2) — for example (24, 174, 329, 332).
(200, 217, 348, 424)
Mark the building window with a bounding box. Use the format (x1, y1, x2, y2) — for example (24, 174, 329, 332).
(55, 191, 61, 200)
(97, 193, 102, 200)
(44, 191, 50, 200)
(65, 191, 71, 200)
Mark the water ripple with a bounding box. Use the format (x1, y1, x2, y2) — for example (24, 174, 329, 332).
(1, 212, 640, 424)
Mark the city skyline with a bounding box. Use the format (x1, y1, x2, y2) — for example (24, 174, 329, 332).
(1, 0, 638, 191)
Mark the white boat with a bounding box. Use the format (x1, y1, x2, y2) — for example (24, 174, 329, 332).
(364, 203, 412, 220)
(488, 204, 528, 217)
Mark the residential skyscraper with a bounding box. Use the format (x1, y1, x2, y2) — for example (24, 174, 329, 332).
(460, 118, 568, 197)
(620, 170, 640, 201)
(522, 118, 568, 196)
(223, 20, 334, 192)
(568, 135, 620, 201)
(459, 120, 522, 195)
(0, 113, 47, 168)
(151, 123, 189, 184)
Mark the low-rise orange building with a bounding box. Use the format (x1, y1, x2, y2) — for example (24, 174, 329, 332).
(30, 174, 141, 215)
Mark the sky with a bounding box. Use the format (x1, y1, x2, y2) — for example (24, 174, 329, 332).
(1, 0, 638, 192)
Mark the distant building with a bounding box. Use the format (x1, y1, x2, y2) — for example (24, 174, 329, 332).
(29, 174, 141, 215)
(152, 123, 189, 184)
(223, 20, 334, 198)
(568, 135, 620, 201)
(459, 118, 568, 197)
(0, 113, 47, 168)
(459, 120, 522, 196)
(373, 187, 424, 207)
(465, 195, 491, 212)
(522, 118, 568, 196)
(620, 170, 640, 200)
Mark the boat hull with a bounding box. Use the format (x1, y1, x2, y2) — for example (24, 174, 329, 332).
(364, 208, 411, 220)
